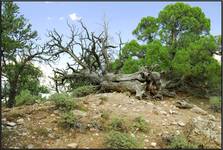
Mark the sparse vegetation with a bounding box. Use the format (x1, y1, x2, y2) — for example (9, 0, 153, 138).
(101, 110, 110, 120)
(169, 135, 197, 149)
(50, 93, 76, 111)
(105, 130, 141, 149)
(34, 127, 49, 137)
(71, 85, 98, 97)
(15, 90, 39, 106)
(108, 117, 129, 132)
(209, 96, 221, 112)
(132, 116, 150, 133)
(59, 111, 80, 129)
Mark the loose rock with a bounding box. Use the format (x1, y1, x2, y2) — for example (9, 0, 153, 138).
(160, 110, 167, 115)
(17, 118, 24, 124)
(67, 143, 78, 148)
(72, 110, 87, 117)
(6, 122, 16, 127)
(178, 121, 185, 127)
(151, 142, 157, 147)
(27, 144, 34, 149)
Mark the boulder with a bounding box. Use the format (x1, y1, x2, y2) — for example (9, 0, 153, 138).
(191, 116, 220, 145)
(175, 100, 193, 109)
(191, 106, 207, 115)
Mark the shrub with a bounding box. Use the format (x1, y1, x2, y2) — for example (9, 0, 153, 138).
(169, 135, 197, 149)
(15, 89, 39, 106)
(209, 96, 221, 112)
(105, 131, 141, 149)
(108, 117, 129, 132)
(71, 85, 97, 97)
(132, 116, 150, 133)
(50, 93, 76, 111)
(59, 111, 79, 129)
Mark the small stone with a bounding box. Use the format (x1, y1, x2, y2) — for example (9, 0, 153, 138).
(17, 118, 24, 124)
(171, 122, 177, 125)
(2, 118, 7, 122)
(48, 134, 55, 139)
(95, 133, 99, 136)
(178, 121, 185, 127)
(6, 122, 16, 127)
(90, 128, 97, 132)
(112, 104, 117, 107)
(208, 115, 216, 121)
(53, 127, 58, 131)
(22, 132, 28, 136)
(27, 117, 31, 121)
(46, 128, 52, 132)
(176, 130, 180, 135)
(67, 143, 78, 148)
(160, 111, 167, 115)
(27, 144, 34, 149)
(53, 110, 59, 114)
(151, 142, 157, 147)
(130, 133, 135, 137)
(144, 139, 149, 143)
(50, 114, 55, 117)
(169, 110, 177, 114)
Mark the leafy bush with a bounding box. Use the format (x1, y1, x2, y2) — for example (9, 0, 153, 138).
(50, 93, 76, 111)
(108, 117, 129, 132)
(105, 131, 141, 149)
(209, 96, 221, 112)
(59, 111, 79, 129)
(15, 89, 39, 106)
(169, 135, 197, 149)
(71, 85, 97, 97)
(132, 116, 150, 133)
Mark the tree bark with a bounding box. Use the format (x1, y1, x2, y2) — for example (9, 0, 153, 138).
(8, 81, 17, 108)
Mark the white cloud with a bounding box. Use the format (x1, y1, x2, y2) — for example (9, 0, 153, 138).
(69, 13, 81, 21)
(59, 17, 64, 20)
(47, 17, 52, 20)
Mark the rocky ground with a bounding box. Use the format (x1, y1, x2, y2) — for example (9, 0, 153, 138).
(2, 92, 221, 149)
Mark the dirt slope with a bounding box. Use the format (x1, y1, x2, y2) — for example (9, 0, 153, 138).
(2, 92, 221, 149)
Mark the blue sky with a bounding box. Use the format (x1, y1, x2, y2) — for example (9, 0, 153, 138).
(16, 1, 221, 42)
(15, 1, 221, 86)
